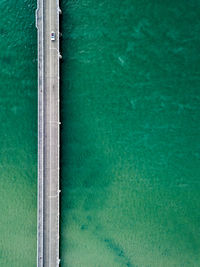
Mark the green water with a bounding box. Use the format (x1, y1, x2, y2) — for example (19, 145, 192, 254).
(0, 0, 37, 266)
(60, 1, 200, 266)
(1, 0, 200, 266)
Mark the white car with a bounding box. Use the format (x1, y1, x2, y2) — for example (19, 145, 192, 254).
(51, 31, 56, 41)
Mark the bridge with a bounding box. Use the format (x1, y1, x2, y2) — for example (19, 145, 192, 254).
(36, 0, 61, 266)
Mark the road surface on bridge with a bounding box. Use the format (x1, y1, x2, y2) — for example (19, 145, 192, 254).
(36, 0, 60, 266)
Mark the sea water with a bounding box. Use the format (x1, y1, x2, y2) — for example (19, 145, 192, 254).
(0, 0, 37, 266)
(60, 1, 200, 266)
(1, 0, 200, 266)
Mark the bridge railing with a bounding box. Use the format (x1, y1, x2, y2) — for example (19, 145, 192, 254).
(36, 0, 44, 266)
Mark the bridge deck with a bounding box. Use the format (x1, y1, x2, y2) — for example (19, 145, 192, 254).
(36, 0, 60, 266)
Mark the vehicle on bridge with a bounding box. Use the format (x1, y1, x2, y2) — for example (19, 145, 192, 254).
(51, 31, 56, 41)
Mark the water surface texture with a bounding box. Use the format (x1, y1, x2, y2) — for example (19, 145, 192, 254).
(60, 0, 200, 266)
(1, 0, 200, 266)
(0, 0, 37, 266)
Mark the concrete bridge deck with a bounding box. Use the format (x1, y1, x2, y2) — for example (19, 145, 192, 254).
(36, 0, 60, 266)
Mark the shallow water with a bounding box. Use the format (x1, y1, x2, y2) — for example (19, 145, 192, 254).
(1, 0, 200, 266)
(60, 0, 200, 266)
(0, 0, 37, 266)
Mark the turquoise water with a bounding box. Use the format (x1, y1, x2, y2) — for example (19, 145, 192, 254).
(0, 0, 37, 266)
(1, 0, 200, 266)
(60, 0, 200, 266)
